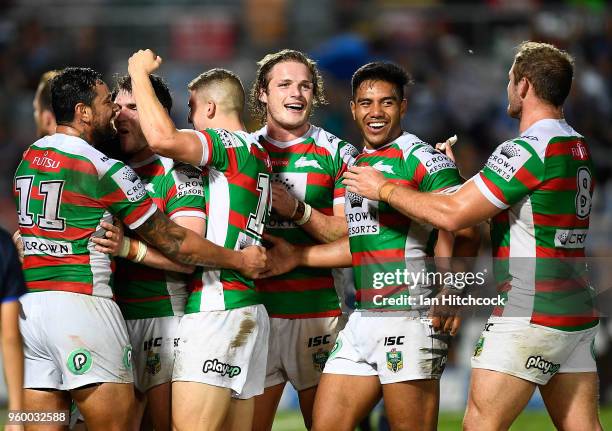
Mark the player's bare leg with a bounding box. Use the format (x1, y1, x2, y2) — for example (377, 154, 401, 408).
(71, 383, 136, 431)
(297, 386, 318, 429)
(23, 389, 70, 431)
(146, 382, 172, 431)
(463, 369, 535, 431)
(222, 398, 255, 431)
(311, 374, 381, 431)
(381, 379, 439, 431)
(172, 381, 232, 431)
(131, 389, 147, 430)
(252, 382, 285, 431)
(539, 372, 603, 431)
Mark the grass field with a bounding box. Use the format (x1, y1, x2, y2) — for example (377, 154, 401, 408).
(271, 407, 612, 431)
(1, 407, 610, 429)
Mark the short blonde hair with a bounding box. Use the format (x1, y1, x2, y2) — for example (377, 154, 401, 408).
(188, 68, 245, 114)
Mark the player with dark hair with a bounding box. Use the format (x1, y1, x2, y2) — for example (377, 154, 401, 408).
(343, 42, 603, 431)
(263, 61, 479, 431)
(91, 73, 206, 431)
(249, 49, 359, 431)
(14, 66, 266, 430)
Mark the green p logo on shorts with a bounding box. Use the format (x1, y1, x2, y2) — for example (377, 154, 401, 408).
(329, 338, 342, 359)
(67, 348, 92, 375)
(123, 346, 133, 371)
(123, 345, 132, 370)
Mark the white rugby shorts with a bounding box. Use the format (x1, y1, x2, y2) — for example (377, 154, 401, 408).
(20, 291, 133, 390)
(471, 317, 598, 385)
(172, 304, 269, 399)
(324, 311, 449, 383)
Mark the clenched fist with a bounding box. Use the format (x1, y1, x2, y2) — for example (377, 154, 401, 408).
(128, 49, 163, 76)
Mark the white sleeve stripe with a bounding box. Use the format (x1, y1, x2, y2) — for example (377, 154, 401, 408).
(472, 175, 509, 209)
(181, 129, 210, 167)
(333, 197, 345, 206)
(169, 211, 206, 220)
(126, 203, 158, 230)
(433, 184, 461, 195)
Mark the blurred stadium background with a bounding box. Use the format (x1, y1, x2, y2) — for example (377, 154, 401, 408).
(0, 0, 611, 429)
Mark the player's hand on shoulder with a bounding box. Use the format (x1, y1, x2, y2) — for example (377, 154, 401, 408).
(128, 49, 162, 75)
(343, 165, 386, 201)
(238, 245, 267, 279)
(91, 220, 125, 256)
(259, 233, 301, 278)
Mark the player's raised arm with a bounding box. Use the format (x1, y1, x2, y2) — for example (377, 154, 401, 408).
(127, 49, 203, 166)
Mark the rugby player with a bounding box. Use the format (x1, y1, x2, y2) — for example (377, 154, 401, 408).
(14, 67, 265, 431)
(263, 61, 479, 431)
(0, 227, 27, 422)
(250, 49, 358, 431)
(127, 50, 272, 431)
(33, 70, 60, 138)
(342, 42, 603, 431)
(13, 70, 61, 263)
(92, 74, 206, 431)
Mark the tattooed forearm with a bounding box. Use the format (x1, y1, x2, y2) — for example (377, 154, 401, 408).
(135, 210, 239, 268)
(135, 210, 185, 258)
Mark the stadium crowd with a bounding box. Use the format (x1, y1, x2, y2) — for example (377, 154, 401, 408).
(0, 1, 611, 430)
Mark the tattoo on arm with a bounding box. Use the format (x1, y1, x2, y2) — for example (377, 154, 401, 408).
(135, 210, 186, 260)
(135, 210, 231, 267)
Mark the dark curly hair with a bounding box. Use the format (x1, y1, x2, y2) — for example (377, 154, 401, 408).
(50, 67, 104, 124)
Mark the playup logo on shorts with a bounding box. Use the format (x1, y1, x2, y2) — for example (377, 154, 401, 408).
(524, 355, 560, 375)
(202, 359, 241, 378)
(312, 349, 330, 372)
(67, 348, 92, 375)
(386, 348, 403, 373)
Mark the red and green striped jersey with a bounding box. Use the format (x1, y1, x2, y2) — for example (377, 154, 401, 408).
(13, 133, 156, 298)
(473, 119, 597, 331)
(114, 155, 206, 320)
(186, 128, 272, 312)
(253, 125, 359, 318)
(347, 132, 462, 310)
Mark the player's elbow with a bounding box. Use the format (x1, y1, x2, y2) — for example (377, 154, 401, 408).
(147, 129, 179, 157)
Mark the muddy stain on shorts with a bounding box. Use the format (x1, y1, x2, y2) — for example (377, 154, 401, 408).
(230, 311, 255, 348)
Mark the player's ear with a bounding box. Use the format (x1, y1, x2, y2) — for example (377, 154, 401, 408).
(42, 110, 56, 131)
(350, 100, 356, 121)
(207, 100, 216, 119)
(400, 98, 407, 116)
(75, 102, 92, 124)
(258, 87, 268, 104)
(518, 77, 529, 100)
